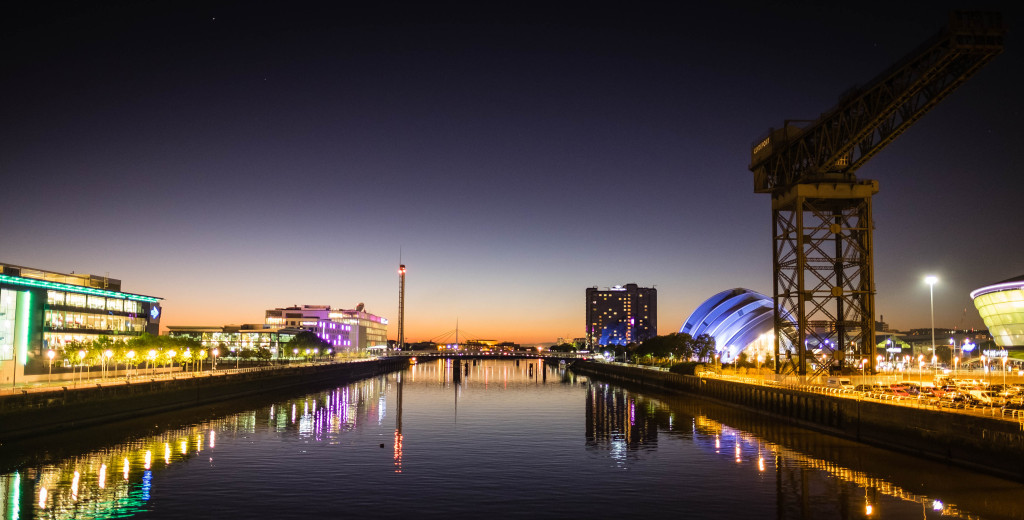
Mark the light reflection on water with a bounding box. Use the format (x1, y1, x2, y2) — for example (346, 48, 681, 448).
(0, 359, 1021, 519)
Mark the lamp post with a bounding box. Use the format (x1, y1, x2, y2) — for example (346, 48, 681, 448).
(104, 349, 113, 380)
(148, 350, 157, 377)
(1002, 354, 1007, 389)
(47, 350, 55, 384)
(126, 350, 136, 379)
(949, 338, 956, 374)
(77, 350, 86, 385)
(212, 348, 219, 371)
(925, 275, 938, 374)
(981, 355, 988, 385)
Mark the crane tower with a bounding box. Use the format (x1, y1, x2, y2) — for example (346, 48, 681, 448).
(749, 12, 1004, 377)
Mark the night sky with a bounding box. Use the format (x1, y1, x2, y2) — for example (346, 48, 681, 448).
(3, 1, 1023, 344)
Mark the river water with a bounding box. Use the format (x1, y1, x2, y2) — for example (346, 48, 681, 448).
(1, 359, 1022, 519)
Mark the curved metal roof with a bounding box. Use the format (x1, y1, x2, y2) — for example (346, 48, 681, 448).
(680, 288, 774, 362)
(970, 275, 1024, 300)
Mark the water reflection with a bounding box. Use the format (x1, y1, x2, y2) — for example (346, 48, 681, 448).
(586, 383, 658, 462)
(0, 376, 393, 520)
(585, 382, 1024, 520)
(1, 360, 1021, 520)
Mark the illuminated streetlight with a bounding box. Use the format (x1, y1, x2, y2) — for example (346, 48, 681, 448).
(104, 349, 114, 380)
(1002, 353, 1007, 388)
(47, 350, 55, 383)
(77, 350, 86, 384)
(148, 349, 157, 377)
(126, 350, 136, 379)
(212, 348, 219, 370)
(925, 275, 938, 373)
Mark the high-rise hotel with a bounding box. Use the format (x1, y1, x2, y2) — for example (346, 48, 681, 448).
(585, 284, 657, 347)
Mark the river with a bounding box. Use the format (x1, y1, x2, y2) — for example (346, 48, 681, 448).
(0, 359, 1022, 519)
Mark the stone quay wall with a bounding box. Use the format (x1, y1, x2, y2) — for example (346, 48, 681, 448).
(0, 357, 408, 442)
(573, 360, 1024, 481)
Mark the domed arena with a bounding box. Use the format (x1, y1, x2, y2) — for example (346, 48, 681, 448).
(680, 288, 776, 363)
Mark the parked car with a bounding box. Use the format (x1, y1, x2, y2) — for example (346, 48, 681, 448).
(826, 377, 854, 390)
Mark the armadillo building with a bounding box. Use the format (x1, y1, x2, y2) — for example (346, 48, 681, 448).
(680, 288, 776, 363)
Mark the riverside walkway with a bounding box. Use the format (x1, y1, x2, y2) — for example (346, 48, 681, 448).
(0, 357, 380, 398)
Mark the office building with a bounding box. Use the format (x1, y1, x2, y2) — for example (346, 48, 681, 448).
(0, 262, 161, 384)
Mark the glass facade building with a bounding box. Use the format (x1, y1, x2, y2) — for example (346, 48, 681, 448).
(166, 325, 305, 356)
(0, 262, 161, 384)
(971, 275, 1024, 348)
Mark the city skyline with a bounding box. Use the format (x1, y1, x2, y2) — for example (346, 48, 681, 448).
(4, 1, 1023, 344)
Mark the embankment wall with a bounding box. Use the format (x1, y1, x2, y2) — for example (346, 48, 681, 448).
(573, 360, 1024, 481)
(0, 358, 407, 441)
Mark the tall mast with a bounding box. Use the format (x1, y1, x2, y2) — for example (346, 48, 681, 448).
(397, 263, 406, 351)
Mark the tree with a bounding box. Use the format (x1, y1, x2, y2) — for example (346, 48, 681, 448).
(287, 331, 329, 354)
(550, 343, 576, 352)
(635, 333, 692, 361)
(692, 334, 717, 363)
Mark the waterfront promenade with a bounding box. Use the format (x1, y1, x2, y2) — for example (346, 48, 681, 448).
(0, 357, 375, 397)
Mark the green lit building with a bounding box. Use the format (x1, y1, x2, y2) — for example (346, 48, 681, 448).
(971, 274, 1024, 349)
(0, 262, 161, 385)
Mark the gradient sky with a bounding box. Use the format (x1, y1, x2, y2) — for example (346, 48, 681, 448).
(3, 1, 1023, 344)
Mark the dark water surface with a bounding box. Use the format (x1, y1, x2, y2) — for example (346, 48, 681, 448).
(1, 359, 1022, 519)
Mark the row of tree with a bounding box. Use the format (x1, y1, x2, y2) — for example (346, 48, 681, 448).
(633, 332, 717, 363)
(549, 333, 718, 364)
(44, 332, 334, 367)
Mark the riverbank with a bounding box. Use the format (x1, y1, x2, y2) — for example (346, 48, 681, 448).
(572, 360, 1024, 481)
(0, 357, 408, 442)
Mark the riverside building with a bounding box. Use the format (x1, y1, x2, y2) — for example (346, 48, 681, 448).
(0, 262, 161, 384)
(971, 274, 1024, 349)
(585, 284, 657, 347)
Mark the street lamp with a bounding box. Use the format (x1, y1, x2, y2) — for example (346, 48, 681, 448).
(925, 275, 938, 373)
(47, 350, 55, 384)
(949, 338, 956, 373)
(148, 350, 157, 377)
(77, 350, 86, 385)
(126, 350, 136, 379)
(104, 349, 114, 380)
(212, 348, 219, 370)
(1002, 353, 1007, 388)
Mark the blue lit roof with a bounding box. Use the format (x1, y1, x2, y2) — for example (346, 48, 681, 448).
(680, 288, 774, 362)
